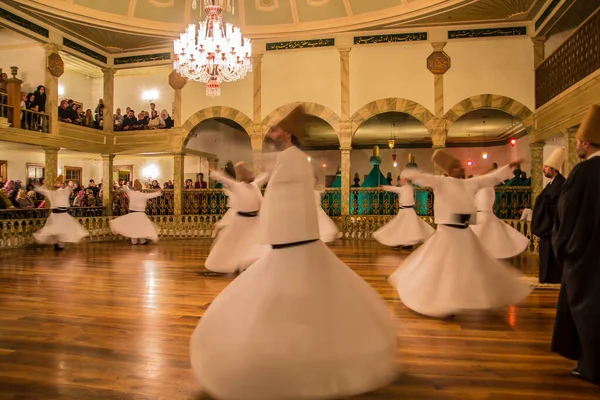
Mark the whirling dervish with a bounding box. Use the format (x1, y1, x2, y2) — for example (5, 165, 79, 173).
(109, 179, 162, 245)
(33, 174, 89, 251)
(211, 161, 236, 239)
(389, 150, 532, 318)
(314, 177, 341, 243)
(204, 161, 270, 274)
(373, 177, 435, 247)
(190, 105, 398, 400)
(470, 166, 530, 259)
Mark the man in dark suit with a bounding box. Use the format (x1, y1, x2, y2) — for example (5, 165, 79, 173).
(531, 147, 566, 283)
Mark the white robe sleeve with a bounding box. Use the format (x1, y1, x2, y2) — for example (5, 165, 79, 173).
(401, 169, 442, 189)
(211, 169, 237, 188)
(470, 165, 513, 189)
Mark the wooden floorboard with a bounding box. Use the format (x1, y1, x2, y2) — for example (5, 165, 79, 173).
(0, 240, 598, 400)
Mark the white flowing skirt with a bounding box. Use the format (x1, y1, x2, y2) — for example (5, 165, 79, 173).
(109, 212, 159, 242)
(206, 214, 270, 273)
(190, 240, 398, 400)
(373, 208, 435, 247)
(389, 225, 532, 318)
(33, 212, 89, 244)
(212, 208, 235, 238)
(318, 208, 341, 243)
(470, 211, 530, 259)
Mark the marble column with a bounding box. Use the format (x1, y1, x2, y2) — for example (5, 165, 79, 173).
(339, 48, 351, 120)
(250, 123, 264, 176)
(431, 144, 446, 175)
(339, 120, 352, 215)
(252, 54, 263, 122)
(101, 68, 115, 133)
(563, 127, 579, 177)
(531, 37, 546, 69)
(430, 42, 447, 118)
(340, 147, 352, 215)
(530, 141, 545, 206)
(173, 152, 185, 216)
(101, 154, 115, 215)
(428, 118, 448, 175)
(42, 146, 59, 187)
(43, 43, 61, 135)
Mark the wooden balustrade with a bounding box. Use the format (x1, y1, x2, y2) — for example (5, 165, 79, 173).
(536, 8, 600, 108)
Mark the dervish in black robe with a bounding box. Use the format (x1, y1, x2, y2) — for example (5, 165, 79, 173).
(531, 173, 565, 283)
(551, 155, 600, 385)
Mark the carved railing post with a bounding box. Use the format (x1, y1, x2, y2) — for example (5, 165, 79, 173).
(173, 152, 185, 216)
(101, 154, 115, 216)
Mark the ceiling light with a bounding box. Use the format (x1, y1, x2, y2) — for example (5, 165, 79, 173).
(174, 0, 251, 97)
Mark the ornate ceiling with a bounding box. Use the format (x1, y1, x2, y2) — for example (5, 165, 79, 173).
(4, 0, 546, 54)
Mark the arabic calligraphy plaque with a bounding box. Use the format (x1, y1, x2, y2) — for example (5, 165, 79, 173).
(47, 53, 64, 78)
(266, 38, 335, 51)
(427, 51, 450, 75)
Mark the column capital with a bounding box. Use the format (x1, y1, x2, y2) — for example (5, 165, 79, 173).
(430, 42, 446, 52)
(172, 151, 186, 157)
(432, 144, 446, 150)
(251, 53, 264, 62)
(338, 47, 352, 56)
(100, 154, 115, 160)
(531, 36, 547, 45)
(564, 126, 578, 135)
(43, 42, 61, 55)
(101, 67, 116, 77)
(529, 141, 545, 149)
(42, 146, 60, 153)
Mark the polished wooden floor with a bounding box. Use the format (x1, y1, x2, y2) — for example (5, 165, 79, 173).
(0, 240, 598, 400)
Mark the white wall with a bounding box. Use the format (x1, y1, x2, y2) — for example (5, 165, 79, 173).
(1, 47, 46, 94)
(262, 48, 340, 119)
(444, 37, 535, 112)
(350, 42, 434, 115)
(182, 73, 255, 125)
(114, 68, 174, 117)
(59, 70, 94, 111)
(0, 146, 45, 183)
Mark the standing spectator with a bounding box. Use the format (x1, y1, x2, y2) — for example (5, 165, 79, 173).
(194, 173, 207, 189)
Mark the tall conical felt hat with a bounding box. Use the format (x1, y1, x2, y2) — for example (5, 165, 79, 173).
(432, 150, 459, 175)
(134, 179, 142, 190)
(576, 104, 600, 145)
(275, 105, 307, 139)
(544, 148, 565, 170)
(234, 162, 253, 182)
(55, 174, 64, 184)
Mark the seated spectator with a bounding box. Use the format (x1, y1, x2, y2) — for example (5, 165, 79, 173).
(83, 109, 95, 128)
(133, 112, 148, 130)
(16, 189, 34, 208)
(58, 99, 73, 123)
(148, 109, 161, 129)
(114, 108, 124, 130)
(122, 110, 137, 131)
(161, 109, 174, 128)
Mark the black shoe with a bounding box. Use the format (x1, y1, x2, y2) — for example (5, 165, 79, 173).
(53, 244, 64, 251)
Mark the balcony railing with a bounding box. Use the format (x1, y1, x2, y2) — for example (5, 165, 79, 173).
(536, 8, 600, 108)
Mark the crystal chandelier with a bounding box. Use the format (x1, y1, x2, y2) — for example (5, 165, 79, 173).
(174, 0, 252, 97)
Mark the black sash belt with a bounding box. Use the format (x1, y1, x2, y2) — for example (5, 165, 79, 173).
(237, 211, 259, 217)
(51, 207, 68, 214)
(441, 224, 469, 230)
(441, 214, 472, 229)
(272, 239, 318, 249)
(129, 210, 145, 213)
(399, 204, 415, 209)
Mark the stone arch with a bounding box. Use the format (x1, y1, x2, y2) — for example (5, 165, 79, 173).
(350, 98, 435, 135)
(262, 102, 341, 134)
(444, 94, 533, 125)
(181, 106, 254, 149)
